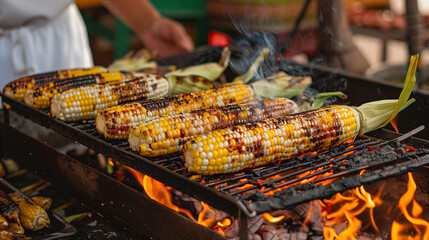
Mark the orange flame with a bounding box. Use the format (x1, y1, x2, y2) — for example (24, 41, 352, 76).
(126, 166, 228, 232)
(198, 202, 220, 228)
(391, 173, 429, 240)
(217, 218, 232, 227)
(322, 185, 382, 238)
(391, 116, 399, 133)
(262, 213, 285, 223)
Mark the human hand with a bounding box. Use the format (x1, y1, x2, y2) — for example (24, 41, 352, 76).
(139, 18, 194, 58)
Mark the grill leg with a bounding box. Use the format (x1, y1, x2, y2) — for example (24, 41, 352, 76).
(238, 209, 249, 240)
(2, 108, 10, 125)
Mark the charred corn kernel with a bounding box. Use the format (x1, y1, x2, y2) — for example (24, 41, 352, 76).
(2, 67, 107, 101)
(50, 75, 169, 122)
(130, 97, 298, 156)
(97, 83, 254, 139)
(184, 105, 361, 175)
(25, 71, 126, 109)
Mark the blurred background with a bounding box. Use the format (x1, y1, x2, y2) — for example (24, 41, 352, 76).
(76, 0, 429, 87)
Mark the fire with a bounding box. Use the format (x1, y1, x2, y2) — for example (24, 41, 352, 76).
(262, 213, 285, 223)
(322, 172, 429, 239)
(130, 167, 196, 221)
(126, 166, 225, 231)
(321, 184, 383, 239)
(391, 173, 429, 240)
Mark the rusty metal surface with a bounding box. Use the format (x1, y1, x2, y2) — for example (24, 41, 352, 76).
(0, 122, 226, 240)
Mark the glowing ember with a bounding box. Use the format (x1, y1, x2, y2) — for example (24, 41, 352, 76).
(262, 213, 285, 223)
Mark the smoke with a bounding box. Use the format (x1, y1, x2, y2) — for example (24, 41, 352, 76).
(223, 0, 282, 82)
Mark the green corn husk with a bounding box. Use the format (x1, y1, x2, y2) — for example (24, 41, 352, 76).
(357, 54, 418, 134)
(250, 71, 312, 99)
(64, 212, 90, 223)
(164, 48, 231, 95)
(108, 49, 157, 71)
(297, 91, 347, 112)
(232, 48, 269, 84)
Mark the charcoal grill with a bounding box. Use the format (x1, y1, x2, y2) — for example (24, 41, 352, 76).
(2, 47, 429, 240)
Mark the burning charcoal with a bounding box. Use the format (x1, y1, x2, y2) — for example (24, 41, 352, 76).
(223, 220, 239, 238)
(253, 233, 262, 240)
(224, 215, 263, 239)
(297, 232, 307, 240)
(248, 215, 264, 234)
(260, 224, 278, 240)
(276, 229, 290, 240)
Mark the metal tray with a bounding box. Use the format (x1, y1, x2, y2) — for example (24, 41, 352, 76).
(0, 178, 77, 240)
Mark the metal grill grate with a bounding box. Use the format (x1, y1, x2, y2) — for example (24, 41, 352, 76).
(4, 96, 429, 217)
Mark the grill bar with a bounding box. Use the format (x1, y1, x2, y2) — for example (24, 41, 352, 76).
(248, 154, 429, 213)
(2, 48, 429, 220)
(2, 95, 252, 217)
(4, 93, 429, 217)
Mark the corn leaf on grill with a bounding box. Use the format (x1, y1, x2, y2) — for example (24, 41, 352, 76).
(51, 74, 169, 121)
(96, 83, 254, 139)
(129, 97, 298, 157)
(24, 71, 127, 109)
(183, 54, 419, 175)
(2, 67, 107, 101)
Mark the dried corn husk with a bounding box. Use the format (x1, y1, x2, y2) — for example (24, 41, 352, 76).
(108, 49, 157, 72)
(165, 47, 230, 95)
(232, 48, 269, 84)
(250, 71, 311, 99)
(297, 92, 347, 112)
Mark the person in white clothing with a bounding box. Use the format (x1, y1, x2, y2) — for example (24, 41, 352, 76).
(0, 0, 194, 90)
(0, 0, 194, 152)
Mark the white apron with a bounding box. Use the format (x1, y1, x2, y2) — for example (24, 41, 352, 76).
(0, 1, 94, 90)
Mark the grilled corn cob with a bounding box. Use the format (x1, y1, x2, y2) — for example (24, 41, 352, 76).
(3, 67, 107, 101)
(96, 83, 255, 139)
(184, 105, 360, 175)
(0, 191, 19, 222)
(130, 97, 298, 156)
(51, 74, 169, 121)
(24, 70, 129, 109)
(183, 54, 419, 175)
(9, 192, 49, 231)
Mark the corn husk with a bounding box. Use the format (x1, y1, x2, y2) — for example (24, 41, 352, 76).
(232, 48, 269, 84)
(107, 49, 157, 71)
(357, 54, 418, 134)
(251, 71, 312, 99)
(64, 212, 90, 223)
(297, 92, 347, 112)
(164, 48, 231, 95)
